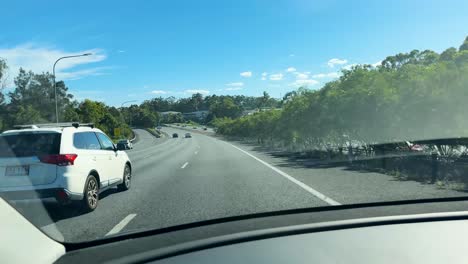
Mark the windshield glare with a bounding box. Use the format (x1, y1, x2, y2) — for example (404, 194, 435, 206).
(1, 0, 468, 243)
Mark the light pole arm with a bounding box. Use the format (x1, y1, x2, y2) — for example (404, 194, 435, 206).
(52, 53, 92, 123)
(121, 100, 137, 108)
(120, 100, 137, 128)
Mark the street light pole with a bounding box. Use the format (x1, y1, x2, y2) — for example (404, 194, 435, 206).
(121, 100, 137, 127)
(121, 100, 137, 108)
(53, 53, 92, 123)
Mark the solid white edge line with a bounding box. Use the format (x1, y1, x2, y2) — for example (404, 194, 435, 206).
(181, 162, 189, 169)
(225, 142, 341, 206)
(106, 214, 137, 236)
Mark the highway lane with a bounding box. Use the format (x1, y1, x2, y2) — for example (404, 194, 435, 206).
(8, 127, 465, 242)
(10, 128, 326, 242)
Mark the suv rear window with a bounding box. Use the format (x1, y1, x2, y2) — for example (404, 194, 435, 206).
(0, 133, 61, 158)
(73, 132, 101, 150)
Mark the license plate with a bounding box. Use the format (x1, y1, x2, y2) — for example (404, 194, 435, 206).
(5, 166, 30, 176)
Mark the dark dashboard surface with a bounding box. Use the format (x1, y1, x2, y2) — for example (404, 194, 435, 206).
(154, 219, 468, 264)
(57, 199, 468, 264)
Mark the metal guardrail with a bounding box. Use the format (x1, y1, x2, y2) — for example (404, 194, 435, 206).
(129, 130, 137, 142)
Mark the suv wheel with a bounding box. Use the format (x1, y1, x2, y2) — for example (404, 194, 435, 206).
(118, 164, 131, 191)
(82, 175, 99, 212)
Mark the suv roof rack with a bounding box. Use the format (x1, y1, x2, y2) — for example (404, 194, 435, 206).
(13, 125, 39, 129)
(13, 122, 95, 129)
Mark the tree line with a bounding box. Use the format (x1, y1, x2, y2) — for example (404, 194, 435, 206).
(4, 36, 465, 145)
(213, 36, 468, 152)
(133, 91, 280, 122)
(0, 66, 132, 139)
(0, 60, 281, 138)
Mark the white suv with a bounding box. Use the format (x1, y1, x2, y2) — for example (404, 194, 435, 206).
(0, 123, 132, 212)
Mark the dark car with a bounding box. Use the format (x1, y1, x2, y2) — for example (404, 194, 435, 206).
(172, 133, 178, 138)
(117, 139, 133, 149)
(185, 133, 191, 138)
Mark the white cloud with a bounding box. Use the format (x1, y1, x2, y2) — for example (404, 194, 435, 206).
(372, 61, 382, 67)
(185, 89, 210, 95)
(342, 63, 358, 70)
(286, 67, 296, 72)
(71, 90, 105, 102)
(295, 72, 309, 79)
(290, 79, 319, 87)
(261, 72, 267, 77)
(240, 71, 252, 77)
(0, 43, 107, 84)
(269, 73, 283, 81)
(225, 82, 244, 87)
(150, 90, 168, 94)
(225, 87, 243, 91)
(289, 54, 295, 57)
(117, 50, 125, 53)
(311, 73, 326, 78)
(312, 72, 340, 79)
(327, 58, 348, 67)
(57, 66, 113, 80)
(261, 77, 267, 81)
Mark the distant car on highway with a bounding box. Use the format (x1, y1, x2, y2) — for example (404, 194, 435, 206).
(203, 127, 208, 131)
(117, 139, 133, 149)
(193, 126, 197, 129)
(172, 133, 179, 138)
(185, 133, 192, 138)
(0, 123, 132, 212)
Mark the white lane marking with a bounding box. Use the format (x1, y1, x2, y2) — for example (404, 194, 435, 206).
(128, 137, 172, 154)
(195, 151, 198, 155)
(225, 143, 341, 206)
(181, 162, 189, 169)
(106, 214, 137, 236)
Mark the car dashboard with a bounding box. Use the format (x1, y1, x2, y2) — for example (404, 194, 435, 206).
(56, 199, 468, 264)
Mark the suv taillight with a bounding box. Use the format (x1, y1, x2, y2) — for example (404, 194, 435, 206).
(39, 154, 78, 166)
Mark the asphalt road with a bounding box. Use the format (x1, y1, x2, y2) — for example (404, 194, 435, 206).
(8, 127, 464, 242)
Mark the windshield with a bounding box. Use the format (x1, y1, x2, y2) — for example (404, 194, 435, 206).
(1, 0, 468, 244)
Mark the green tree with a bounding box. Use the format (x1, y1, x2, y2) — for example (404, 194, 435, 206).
(77, 100, 107, 124)
(460, 36, 468, 51)
(191, 93, 204, 111)
(440, 47, 457, 61)
(213, 36, 468, 153)
(7, 68, 74, 124)
(210, 97, 242, 119)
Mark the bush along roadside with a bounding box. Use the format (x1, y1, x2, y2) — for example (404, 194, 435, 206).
(145, 128, 162, 138)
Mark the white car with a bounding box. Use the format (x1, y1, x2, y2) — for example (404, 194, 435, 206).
(117, 139, 133, 149)
(0, 123, 132, 212)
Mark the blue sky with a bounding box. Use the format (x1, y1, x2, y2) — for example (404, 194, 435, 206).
(1, 0, 467, 106)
